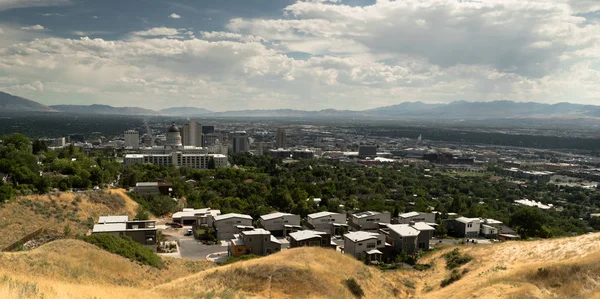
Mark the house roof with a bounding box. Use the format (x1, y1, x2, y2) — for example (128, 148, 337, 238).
(270, 235, 281, 244)
(92, 223, 126, 233)
(307, 211, 340, 219)
(231, 238, 246, 246)
(366, 249, 382, 255)
(483, 218, 503, 225)
(242, 229, 271, 236)
(214, 213, 252, 221)
(387, 224, 420, 237)
(410, 222, 435, 231)
(172, 208, 209, 218)
(352, 211, 380, 218)
(399, 211, 420, 218)
(344, 231, 379, 242)
(260, 212, 295, 221)
(289, 230, 327, 242)
(98, 215, 128, 224)
(135, 182, 159, 187)
(455, 217, 480, 224)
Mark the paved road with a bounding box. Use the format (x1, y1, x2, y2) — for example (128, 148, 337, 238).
(161, 228, 226, 260)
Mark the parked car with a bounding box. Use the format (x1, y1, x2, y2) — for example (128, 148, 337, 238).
(184, 229, 193, 236)
(166, 222, 183, 228)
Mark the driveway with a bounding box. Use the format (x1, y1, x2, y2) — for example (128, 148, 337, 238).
(161, 227, 226, 260)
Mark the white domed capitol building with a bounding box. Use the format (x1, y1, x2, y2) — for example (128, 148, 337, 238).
(124, 123, 229, 169)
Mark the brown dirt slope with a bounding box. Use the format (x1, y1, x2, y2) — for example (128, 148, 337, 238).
(0, 189, 139, 249)
(411, 233, 600, 299)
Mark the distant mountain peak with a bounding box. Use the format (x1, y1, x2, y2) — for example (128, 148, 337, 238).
(0, 91, 56, 112)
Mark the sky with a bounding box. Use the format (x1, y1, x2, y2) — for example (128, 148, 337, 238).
(1, 0, 600, 111)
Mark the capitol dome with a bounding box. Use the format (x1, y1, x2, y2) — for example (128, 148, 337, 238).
(168, 123, 180, 133)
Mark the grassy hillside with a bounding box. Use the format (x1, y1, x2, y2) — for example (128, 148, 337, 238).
(156, 247, 405, 298)
(0, 189, 139, 250)
(0, 239, 214, 298)
(410, 233, 600, 299)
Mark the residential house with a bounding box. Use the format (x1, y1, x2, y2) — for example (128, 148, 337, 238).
(444, 217, 481, 238)
(343, 231, 388, 263)
(259, 212, 301, 237)
(397, 211, 435, 224)
(228, 229, 282, 257)
(171, 208, 221, 226)
(384, 223, 420, 254)
(92, 215, 157, 245)
(134, 182, 173, 196)
(480, 218, 503, 239)
(289, 230, 335, 249)
(212, 213, 253, 240)
(349, 211, 391, 231)
(307, 211, 347, 235)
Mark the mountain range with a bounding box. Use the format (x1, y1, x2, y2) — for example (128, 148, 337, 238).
(2, 91, 600, 119)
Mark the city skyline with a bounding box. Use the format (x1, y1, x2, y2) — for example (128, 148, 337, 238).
(1, 0, 600, 111)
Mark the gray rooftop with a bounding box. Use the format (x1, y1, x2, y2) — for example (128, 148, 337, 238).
(344, 231, 379, 242)
(387, 224, 421, 237)
(308, 211, 340, 219)
(289, 230, 327, 242)
(214, 213, 252, 221)
(241, 228, 272, 236)
(260, 212, 295, 221)
(98, 215, 128, 224)
(92, 223, 126, 233)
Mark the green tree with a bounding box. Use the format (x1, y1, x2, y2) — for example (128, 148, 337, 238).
(510, 207, 553, 239)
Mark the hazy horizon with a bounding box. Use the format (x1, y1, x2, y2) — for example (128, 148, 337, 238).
(1, 0, 600, 111)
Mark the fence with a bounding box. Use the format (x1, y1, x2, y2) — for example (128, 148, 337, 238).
(2, 228, 46, 252)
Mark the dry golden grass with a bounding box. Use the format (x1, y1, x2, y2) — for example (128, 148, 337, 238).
(0, 189, 139, 249)
(410, 233, 600, 299)
(156, 247, 405, 298)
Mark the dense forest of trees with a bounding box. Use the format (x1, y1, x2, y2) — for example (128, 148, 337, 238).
(1, 134, 598, 239)
(0, 134, 120, 200)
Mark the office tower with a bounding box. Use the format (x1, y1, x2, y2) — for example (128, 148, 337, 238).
(124, 130, 140, 150)
(276, 128, 287, 149)
(201, 125, 215, 146)
(232, 131, 250, 153)
(358, 145, 377, 157)
(182, 120, 202, 147)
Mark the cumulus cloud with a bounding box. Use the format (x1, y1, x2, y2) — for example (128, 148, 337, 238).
(20, 24, 45, 31)
(131, 27, 181, 37)
(0, 0, 69, 11)
(169, 13, 181, 19)
(1, 0, 600, 110)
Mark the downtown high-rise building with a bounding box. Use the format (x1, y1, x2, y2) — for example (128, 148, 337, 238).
(232, 131, 250, 153)
(124, 130, 140, 150)
(182, 120, 202, 147)
(275, 128, 287, 149)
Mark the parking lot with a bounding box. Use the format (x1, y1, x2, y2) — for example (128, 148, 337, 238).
(161, 227, 227, 260)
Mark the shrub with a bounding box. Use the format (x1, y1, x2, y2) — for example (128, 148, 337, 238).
(414, 263, 432, 271)
(343, 278, 365, 298)
(81, 233, 163, 268)
(441, 269, 463, 287)
(220, 254, 260, 266)
(444, 248, 473, 270)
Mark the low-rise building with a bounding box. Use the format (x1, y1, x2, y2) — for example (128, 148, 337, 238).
(92, 215, 157, 245)
(349, 211, 391, 231)
(384, 222, 435, 253)
(289, 230, 335, 248)
(444, 217, 481, 238)
(228, 229, 282, 257)
(343, 231, 388, 263)
(171, 208, 221, 226)
(480, 218, 503, 239)
(213, 213, 253, 240)
(397, 211, 436, 224)
(134, 182, 173, 196)
(259, 212, 301, 237)
(307, 211, 347, 235)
